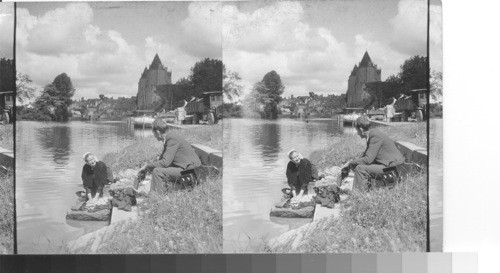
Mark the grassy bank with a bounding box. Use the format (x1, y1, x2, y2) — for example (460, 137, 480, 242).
(0, 170, 13, 254)
(0, 124, 13, 150)
(99, 175, 222, 253)
(102, 124, 222, 171)
(375, 122, 427, 148)
(271, 172, 426, 252)
(271, 122, 427, 252)
(98, 125, 223, 253)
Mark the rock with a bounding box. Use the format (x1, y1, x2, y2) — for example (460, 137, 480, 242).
(270, 206, 315, 218)
(67, 219, 133, 253)
(71, 200, 85, 211)
(268, 220, 327, 251)
(275, 197, 289, 209)
(66, 209, 111, 221)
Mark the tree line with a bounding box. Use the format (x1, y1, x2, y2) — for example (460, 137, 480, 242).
(223, 54, 442, 119)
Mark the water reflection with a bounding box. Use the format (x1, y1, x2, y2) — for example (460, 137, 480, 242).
(253, 122, 281, 164)
(36, 126, 72, 166)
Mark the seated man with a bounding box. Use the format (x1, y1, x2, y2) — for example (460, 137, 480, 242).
(139, 118, 201, 194)
(342, 116, 404, 191)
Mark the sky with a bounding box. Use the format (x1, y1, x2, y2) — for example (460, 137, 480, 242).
(0, 3, 14, 59)
(223, 0, 442, 98)
(16, 2, 222, 100)
(14, 0, 442, 100)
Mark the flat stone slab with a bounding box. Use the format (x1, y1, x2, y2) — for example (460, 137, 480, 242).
(110, 206, 138, 224)
(395, 141, 426, 162)
(270, 206, 315, 218)
(67, 219, 133, 254)
(0, 147, 13, 168)
(191, 144, 222, 168)
(66, 209, 111, 221)
(313, 204, 341, 222)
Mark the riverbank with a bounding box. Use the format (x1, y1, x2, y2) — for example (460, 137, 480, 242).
(102, 124, 222, 172)
(266, 123, 427, 252)
(0, 169, 13, 254)
(77, 125, 223, 253)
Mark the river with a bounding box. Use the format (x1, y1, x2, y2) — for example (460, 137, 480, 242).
(16, 120, 153, 253)
(223, 118, 356, 252)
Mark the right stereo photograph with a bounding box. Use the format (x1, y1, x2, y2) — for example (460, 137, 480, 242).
(222, 0, 442, 253)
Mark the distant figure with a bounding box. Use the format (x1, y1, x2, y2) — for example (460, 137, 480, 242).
(81, 153, 113, 204)
(174, 100, 188, 125)
(138, 118, 201, 194)
(1, 109, 9, 124)
(286, 149, 322, 199)
(385, 97, 396, 122)
(341, 116, 404, 192)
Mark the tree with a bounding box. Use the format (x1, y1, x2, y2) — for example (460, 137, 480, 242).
(246, 71, 285, 119)
(399, 55, 428, 91)
(190, 58, 223, 96)
(430, 70, 442, 101)
(223, 68, 242, 101)
(35, 73, 75, 122)
(16, 73, 36, 104)
(261, 71, 284, 104)
(386, 55, 428, 93)
(99, 94, 106, 101)
(171, 58, 223, 109)
(0, 58, 15, 92)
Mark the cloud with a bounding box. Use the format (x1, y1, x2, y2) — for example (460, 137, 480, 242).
(17, 2, 223, 100)
(17, 3, 146, 99)
(390, 0, 427, 56)
(223, 2, 308, 53)
(24, 3, 94, 56)
(429, 2, 443, 72)
(0, 5, 14, 58)
(179, 2, 222, 59)
(223, 2, 358, 97)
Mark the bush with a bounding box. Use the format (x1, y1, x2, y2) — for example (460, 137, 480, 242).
(16, 106, 53, 121)
(430, 103, 442, 118)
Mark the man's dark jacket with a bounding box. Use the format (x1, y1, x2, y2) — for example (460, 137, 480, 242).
(147, 131, 201, 170)
(352, 128, 404, 167)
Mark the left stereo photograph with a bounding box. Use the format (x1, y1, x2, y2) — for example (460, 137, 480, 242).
(0, 2, 15, 255)
(15, 2, 223, 254)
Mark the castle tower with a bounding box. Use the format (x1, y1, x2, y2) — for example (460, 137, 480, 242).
(346, 51, 382, 107)
(137, 54, 172, 109)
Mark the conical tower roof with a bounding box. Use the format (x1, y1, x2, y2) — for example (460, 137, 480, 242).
(140, 67, 148, 79)
(359, 51, 373, 67)
(149, 54, 163, 70)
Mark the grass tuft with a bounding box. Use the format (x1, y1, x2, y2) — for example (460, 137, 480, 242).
(0, 169, 13, 254)
(0, 124, 13, 150)
(99, 175, 222, 254)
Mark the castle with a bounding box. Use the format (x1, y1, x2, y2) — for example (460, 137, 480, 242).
(346, 51, 381, 107)
(136, 54, 172, 110)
